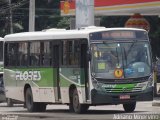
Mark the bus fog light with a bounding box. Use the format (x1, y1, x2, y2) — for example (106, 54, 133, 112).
(147, 81, 153, 88)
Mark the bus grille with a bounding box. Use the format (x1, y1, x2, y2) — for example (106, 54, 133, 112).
(104, 86, 142, 93)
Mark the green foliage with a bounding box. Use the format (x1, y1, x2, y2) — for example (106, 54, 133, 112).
(0, 0, 60, 36)
(57, 17, 70, 29)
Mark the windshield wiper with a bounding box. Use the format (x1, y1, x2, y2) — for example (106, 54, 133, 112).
(116, 47, 120, 67)
(127, 40, 137, 56)
(121, 47, 126, 78)
(122, 47, 127, 66)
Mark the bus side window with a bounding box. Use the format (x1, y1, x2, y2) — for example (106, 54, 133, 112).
(29, 42, 40, 66)
(41, 41, 51, 66)
(19, 42, 28, 66)
(0, 41, 3, 62)
(21, 55, 28, 66)
(7, 43, 19, 66)
(62, 40, 81, 66)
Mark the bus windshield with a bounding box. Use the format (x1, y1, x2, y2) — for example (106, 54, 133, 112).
(0, 41, 3, 62)
(91, 41, 151, 79)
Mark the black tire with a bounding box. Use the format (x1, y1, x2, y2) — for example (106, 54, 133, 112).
(72, 89, 89, 114)
(6, 98, 13, 107)
(123, 102, 136, 112)
(25, 88, 46, 112)
(69, 102, 74, 112)
(25, 88, 36, 112)
(69, 90, 74, 112)
(0, 76, 3, 87)
(23, 102, 26, 108)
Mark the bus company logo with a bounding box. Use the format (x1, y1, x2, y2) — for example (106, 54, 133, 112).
(16, 70, 41, 81)
(122, 87, 127, 92)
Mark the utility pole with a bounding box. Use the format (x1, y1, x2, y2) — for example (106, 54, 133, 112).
(76, 0, 94, 28)
(29, 0, 35, 31)
(8, 0, 13, 33)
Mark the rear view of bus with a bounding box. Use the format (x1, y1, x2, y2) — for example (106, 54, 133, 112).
(89, 29, 153, 112)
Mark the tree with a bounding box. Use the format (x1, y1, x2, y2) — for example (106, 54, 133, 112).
(0, 0, 61, 35)
(57, 17, 70, 29)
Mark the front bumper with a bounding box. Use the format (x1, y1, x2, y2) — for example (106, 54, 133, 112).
(91, 87, 153, 105)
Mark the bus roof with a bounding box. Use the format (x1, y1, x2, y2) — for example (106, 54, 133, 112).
(0, 37, 4, 42)
(4, 26, 147, 42)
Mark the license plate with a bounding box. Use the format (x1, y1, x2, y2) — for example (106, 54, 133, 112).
(119, 95, 130, 100)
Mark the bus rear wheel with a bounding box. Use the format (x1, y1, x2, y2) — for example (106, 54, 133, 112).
(123, 102, 136, 112)
(72, 89, 89, 114)
(25, 88, 46, 112)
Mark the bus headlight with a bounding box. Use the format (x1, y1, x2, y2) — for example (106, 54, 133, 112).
(92, 80, 103, 90)
(92, 80, 98, 88)
(147, 74, 154, 88)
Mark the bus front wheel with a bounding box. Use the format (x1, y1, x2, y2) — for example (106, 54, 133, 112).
(25, 88, 46, 112)
(71, 89, 89, 114)
(123, 102, 136, 112)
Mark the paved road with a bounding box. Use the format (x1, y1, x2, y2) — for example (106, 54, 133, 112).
(0, 102, 160, 120)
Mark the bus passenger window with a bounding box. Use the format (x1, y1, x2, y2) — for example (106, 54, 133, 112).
(62, 40, 80, 66)
(0, 41, 3, 62)
(7, 43, 19, 66)
(19, 42, 28, 66)
(30, 42, 40, 66)
(41, 41, 51, 66)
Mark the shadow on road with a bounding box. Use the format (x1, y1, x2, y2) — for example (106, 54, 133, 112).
(46, 109, 147, 115)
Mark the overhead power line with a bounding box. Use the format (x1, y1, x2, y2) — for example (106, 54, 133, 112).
(0, 0, 29, 15)
(15, 8, 59, 11)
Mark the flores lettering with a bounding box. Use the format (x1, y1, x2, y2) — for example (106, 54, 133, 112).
(16, 71, 41, 81)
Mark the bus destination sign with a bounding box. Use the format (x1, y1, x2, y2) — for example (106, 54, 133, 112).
(90, 30, 148, 40)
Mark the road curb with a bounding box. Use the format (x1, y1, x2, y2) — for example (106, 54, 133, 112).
(152, 102, 160, 106)
(152, 100, 160, 106)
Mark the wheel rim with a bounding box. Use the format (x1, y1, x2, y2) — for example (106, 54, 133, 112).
(73, 93, 79, 112)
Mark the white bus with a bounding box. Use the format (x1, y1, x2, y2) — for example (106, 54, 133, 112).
(3, 26, 153, 113)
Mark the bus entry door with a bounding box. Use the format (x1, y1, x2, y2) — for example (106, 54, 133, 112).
(81, 43, 89, 100)
(53, 43, 61, 101)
